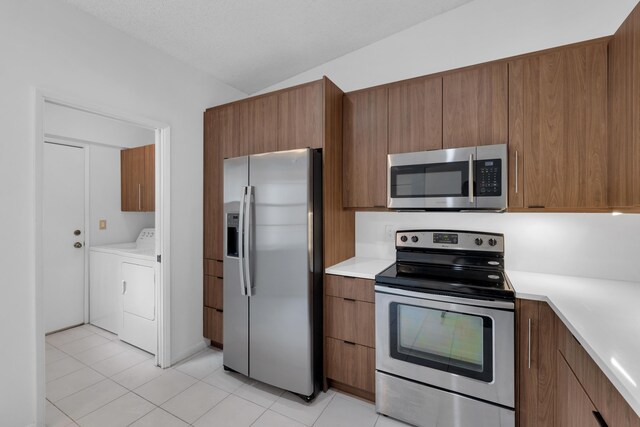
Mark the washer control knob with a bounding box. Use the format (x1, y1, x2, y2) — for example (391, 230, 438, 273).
(400, 235, 408, 243)
(474, 238, 483, 246)
(411, 236, 419, 243)
(488, 238, 497, 247)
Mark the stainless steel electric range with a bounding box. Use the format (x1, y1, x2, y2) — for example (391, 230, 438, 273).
(375, 230, 515, 427)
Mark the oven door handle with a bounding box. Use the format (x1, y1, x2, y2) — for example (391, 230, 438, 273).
(468, 153, 475, 204)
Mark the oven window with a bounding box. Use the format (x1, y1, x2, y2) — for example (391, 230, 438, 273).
(390, 161, 470, 198)
(389, 303, 493, 382)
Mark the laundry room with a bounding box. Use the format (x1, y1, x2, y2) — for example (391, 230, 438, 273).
(42, 101, 159, 363)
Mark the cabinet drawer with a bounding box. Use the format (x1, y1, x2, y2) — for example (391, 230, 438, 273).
(325, 295, 374, 347)
(204, 307, 223, 345)
(204, 259, 223, 277)
(325, 275, 374, 303)
(204, 276, 223, 310)
(326, 337, 375, 393)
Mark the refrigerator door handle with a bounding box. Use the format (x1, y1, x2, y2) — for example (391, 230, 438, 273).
(244, 186, 254, 296)
(238, 186, 247, 296)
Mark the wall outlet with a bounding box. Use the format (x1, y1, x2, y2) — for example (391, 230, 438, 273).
(384, 225, 397, 240)
(99, 219, 107, 230)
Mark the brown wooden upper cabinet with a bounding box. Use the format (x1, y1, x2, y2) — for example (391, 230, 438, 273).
(219, 103, 245, 159)
(343, 87, 388, 208)
(240, 94, 278, 155)
(443, 63, 508, 149)
(509, 41, 608, 209)
(203, 109, 226, 261)
(388, 76, 443, 153)
(608, 3, 640, 209)
(121, 144, 154, 212)
(278, 81, 324, 151)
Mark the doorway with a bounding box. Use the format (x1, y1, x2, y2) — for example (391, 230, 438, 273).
(35, 91, 172, 426)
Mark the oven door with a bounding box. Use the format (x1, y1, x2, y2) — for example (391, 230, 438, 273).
(375, 286, 514, 408)
(387, 147, 476, 209)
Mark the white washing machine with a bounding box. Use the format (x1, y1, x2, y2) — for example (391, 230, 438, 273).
(90, 228, 157, 354)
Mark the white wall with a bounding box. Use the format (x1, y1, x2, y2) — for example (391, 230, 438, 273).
(45, 102, 155, 148)
(357, 212, 640, 283)
(0, 1, 246, 425)
(257, 0, 639, 94)
(88, 145, 155, 246)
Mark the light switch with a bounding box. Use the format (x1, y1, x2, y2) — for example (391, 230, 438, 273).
(99, 219, 107, 230)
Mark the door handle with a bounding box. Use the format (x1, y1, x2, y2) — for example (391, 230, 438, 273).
(468, 153, 475, 204)
(74, 242, 83, 249)
(238, 187, 247, 296)
(244, 186, 254, 297)
(122, 280, 127, 294)
(515, 150, 519, 194)
(74, 229, 81, 236)
(528, 318, 532, 369)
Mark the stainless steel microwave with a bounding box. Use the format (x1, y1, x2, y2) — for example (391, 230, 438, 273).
(387, 144, 507, 210)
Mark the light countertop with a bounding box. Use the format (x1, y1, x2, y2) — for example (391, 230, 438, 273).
(325, 259, 640, 416)
(507, 270, 640, 417)
(325, 257, 394, 280)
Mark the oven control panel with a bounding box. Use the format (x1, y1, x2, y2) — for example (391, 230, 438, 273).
(396, 230, 504, 252)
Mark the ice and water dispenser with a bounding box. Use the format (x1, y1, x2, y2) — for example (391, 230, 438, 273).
(227, 213, 239, 257)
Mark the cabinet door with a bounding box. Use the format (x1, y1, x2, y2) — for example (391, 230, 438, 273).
(518, 300, 557, 427)
(142, 144, 155, 212)
(121, 146, 145, 212)
(278, 81, 323, 151)
(511, 43, 608, 209)
(240, 95, 278, 155)
(343, 88, 388, 208)
(204, 108, 230, 260)
(556, 354, 601, 427)
(518, 300, 539, 427)
(218, 104, 245, 159)
(204, 307, 223, 345)
(443, 63, 508, 148)
(204, 276, 223, 310)
(388, 76, 442, 153)
(608, 5, 640, 208)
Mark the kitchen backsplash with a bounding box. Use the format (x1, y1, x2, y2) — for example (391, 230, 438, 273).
(356, 211, 640, 283)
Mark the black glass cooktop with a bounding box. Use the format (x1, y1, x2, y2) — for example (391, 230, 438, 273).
(375, 262, 515, 301)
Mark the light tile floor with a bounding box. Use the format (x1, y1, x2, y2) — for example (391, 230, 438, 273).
(46, 325, 410, 427)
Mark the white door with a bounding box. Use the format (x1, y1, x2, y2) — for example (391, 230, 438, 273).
(43, 142, 85, 333)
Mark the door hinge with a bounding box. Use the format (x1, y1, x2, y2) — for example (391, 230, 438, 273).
(157, 255, 161, 263)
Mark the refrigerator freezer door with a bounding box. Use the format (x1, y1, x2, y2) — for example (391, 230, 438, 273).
(223, 156, 249, 376)
(248, 149, 315, 396)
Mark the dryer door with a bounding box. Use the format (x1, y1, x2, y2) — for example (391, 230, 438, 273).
(122, 262, 155, 321)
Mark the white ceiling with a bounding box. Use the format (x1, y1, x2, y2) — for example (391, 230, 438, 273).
(62, 0, 474, 94)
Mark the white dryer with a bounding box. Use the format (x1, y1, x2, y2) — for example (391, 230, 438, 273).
(90, 228, 157, 354)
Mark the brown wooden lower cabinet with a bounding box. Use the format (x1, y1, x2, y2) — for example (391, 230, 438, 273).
(326, 337, 375, 395)
(517, 299, 640, 427)
(556, 353, 601, 427)
(204, 307, 223, 346)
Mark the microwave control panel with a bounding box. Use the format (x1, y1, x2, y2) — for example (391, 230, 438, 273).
(477, 159, 502, 196)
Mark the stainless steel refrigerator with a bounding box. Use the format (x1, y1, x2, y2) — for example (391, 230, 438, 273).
(223, 148, 323, 401)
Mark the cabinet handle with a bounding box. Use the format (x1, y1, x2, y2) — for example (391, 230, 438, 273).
(515, 150, 519, 194)
(343, 340, 356, 346)
(122, 280, 127, 295)
(343, 298, 356, 302)
(138, 184, 142, 211)
(528, 318, 532, 369)
(592, 411, 608, 427)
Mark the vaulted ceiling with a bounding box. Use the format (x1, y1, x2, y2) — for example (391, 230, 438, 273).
(62, 0, 474, 93)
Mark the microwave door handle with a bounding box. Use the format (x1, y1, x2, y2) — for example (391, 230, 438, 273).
(244, 186, 253, 297)
(468, 153, 475, 204)
(238, 186, 247, 296)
